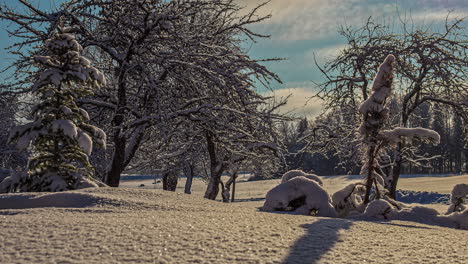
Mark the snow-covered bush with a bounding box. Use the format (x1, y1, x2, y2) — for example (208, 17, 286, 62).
(261, 176, 336, 217)
(363, 199, 395, 219)
(332, 183, 366, 217)
(446, 210, 468, 230)
(446, 183, 468, 214)
(280, 169, 323, 186)
(355, 200, 468, 230)
(2, 27, 107, 192)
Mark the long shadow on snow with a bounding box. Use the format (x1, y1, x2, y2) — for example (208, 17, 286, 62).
(234, 197, 265, 202)
(282, 218, 352, 264)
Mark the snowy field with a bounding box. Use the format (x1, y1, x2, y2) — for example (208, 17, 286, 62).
(1, 174, 467, 263)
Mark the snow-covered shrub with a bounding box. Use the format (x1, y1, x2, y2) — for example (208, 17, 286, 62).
(363, 199, 395, 219)
(261, 176, 336, 217)
(2, 27, 107, 192)
(332, 183, 366, 217)
(446, 210, 468, 230)
(280, 169, 323, 186)
(446, 183, 468, 214)
(357, 200, 468, 230)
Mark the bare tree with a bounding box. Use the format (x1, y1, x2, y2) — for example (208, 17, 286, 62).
(0, 0, 285, 190)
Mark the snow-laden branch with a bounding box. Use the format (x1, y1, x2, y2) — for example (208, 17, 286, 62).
(380, 127, 440, 145)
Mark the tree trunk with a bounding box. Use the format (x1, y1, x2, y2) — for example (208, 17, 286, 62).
(364, 145, 376, 204)
(183, 163, 194, 194)
(389, 141, 403, 199)
(203, 131, 225, 200)
(220, 180, 230, 203)
(204, 167, 223, 200)
(231, 172, 237, 202)
(105, 136, 126, 187)
(106, 67, 127, 187)
(163, 171, 178, 191)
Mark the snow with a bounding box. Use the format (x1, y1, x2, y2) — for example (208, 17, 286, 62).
(358, 54, 395, 115)
(262, 176, 336, 217)
(363, 199, 394, 219)
(280, 169, 323, 186)
(451, 183, 468, 201)
(79, 108, 90, 121)
(332, 183, 365, 217)
(51, 119, 78, 139)
(77, 129, 93, 155)
(447, 183, 468, 213)
(380, 127, 441, 144)
(45, 173, 68, 192)
(0, 175, 467, 263)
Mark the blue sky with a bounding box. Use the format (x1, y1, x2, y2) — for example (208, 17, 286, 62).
(1, 0, 467, 117)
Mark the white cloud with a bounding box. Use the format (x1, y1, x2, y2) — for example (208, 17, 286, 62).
(236, 0, 467, 42)
(305, 44, 348, 65)
(264, 86, 324, 118)
(405, 10, 468, 23)
(236, 0, 395, 42)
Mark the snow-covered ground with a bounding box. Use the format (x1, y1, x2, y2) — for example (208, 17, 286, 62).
(1, 174, 467, 263)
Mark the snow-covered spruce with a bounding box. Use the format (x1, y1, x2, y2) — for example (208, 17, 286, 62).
(280, 169, 323, 186)
(2, 27, 107, 192)
(261, 176, 336, 217)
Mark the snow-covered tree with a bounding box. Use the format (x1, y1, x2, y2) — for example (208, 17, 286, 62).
(0, 1, 286, 192)
(358, 54, 440, 203)
(314, 16, 467, 197)
(2, 27, 106, 192)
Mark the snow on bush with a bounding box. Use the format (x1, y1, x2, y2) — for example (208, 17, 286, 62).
(332, 183, 366, 217)
(262, 176, 336, 217)
(446, 210, 468, 230)
(280, 169, 323, 186)
(351, 194, 468, 230)
(446, 183, 468, 214)
(363, 199, 395, 219)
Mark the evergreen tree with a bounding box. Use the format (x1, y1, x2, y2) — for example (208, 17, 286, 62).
(2, 27, 107, 192)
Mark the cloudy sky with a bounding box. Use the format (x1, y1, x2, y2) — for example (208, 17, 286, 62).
(1, 0, 467, 117)
(239, 0, 467, 117)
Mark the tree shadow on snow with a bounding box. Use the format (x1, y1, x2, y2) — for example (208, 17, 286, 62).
(234, 197, 265, 202)
(374, 221, 433, 229)
(282, 218, 352, 264)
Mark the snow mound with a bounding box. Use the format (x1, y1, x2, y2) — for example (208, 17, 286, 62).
(0, 191, 110, 209)
(281, 170, 323, 186)
(262, 176, 336, 217)
(396, 190, 450, 204)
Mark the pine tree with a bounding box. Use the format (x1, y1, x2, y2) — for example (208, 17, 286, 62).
(3, 27, 107, 192)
